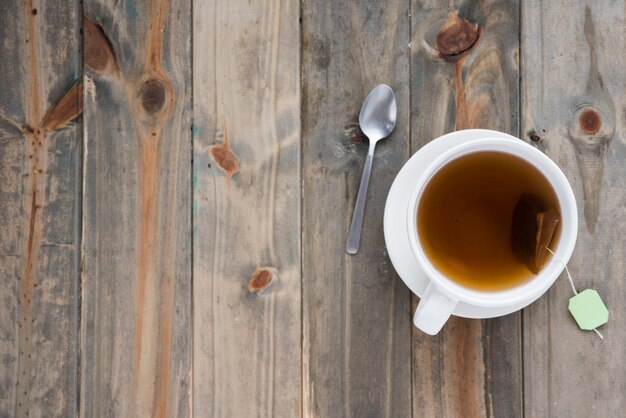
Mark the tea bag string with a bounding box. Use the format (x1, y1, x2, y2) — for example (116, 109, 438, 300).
(545, 247, 604, 340)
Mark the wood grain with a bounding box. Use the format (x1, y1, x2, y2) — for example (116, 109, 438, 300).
(521, 2, 626, 416)
(301, 1, 412, 417)
(0, 1, 81, 416)
(2, 2, 626, 416)
(192, 0, 301, 416)
(410, 1, 522, 417)
(80, 1, 191, 416)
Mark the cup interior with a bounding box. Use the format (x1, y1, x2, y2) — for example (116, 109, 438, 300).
(406, 137, 578, 308)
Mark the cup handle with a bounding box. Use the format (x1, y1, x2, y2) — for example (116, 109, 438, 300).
(413, 282, 458, 335)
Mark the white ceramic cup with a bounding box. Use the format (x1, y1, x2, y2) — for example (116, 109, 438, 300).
(408, 136, 578, 335)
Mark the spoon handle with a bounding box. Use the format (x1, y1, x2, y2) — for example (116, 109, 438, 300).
(346, 144, 376, 254)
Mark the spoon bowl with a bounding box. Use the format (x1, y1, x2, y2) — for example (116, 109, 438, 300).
(346, 84, 397, 254)
(359, 85, 397, 143)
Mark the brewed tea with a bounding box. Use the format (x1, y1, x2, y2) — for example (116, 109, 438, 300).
(417, 151, 560, 291)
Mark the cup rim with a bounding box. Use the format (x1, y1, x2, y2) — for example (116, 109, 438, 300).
(406, 136, 578, 308)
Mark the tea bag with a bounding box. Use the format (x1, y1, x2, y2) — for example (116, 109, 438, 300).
(510, 193, 560, 273)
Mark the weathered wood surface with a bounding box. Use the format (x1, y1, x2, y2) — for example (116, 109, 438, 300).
(192, 0, 301, 417)
(0, 1, 81, 417)
(410, 1, 522, 417)
(521, 2, 626, 417)
(301, 1, 412, 417)
(1, 1, 626, 417)
(80, 0, 191, 416)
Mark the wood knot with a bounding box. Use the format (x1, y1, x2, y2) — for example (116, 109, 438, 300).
(567, 102, 614, 234)
(209, 121, 239, 182)
(579, 108, 601, 134)
(344, 123, 363, 144)
(140, 79, 167, 114)
(210, 145, 238, 173)
(42, 80, 83, 131)
(350, 133, 363, 144)
(247, 267, 275, 293)
(83, 17, 118, 74)
(569, 103, 614, 146)
(436, 10, 480, 62)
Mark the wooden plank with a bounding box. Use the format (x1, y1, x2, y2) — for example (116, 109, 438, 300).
(80, 1, 191, 416)
(0, 1, 81, 416)
(410, 1, 522, 417)
(191, 0, 301, 416)
(301, 1, 412, 417)
(521, 2, 626, 416)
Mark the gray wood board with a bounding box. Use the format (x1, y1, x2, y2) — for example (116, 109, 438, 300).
(80, 0, 191, 416)
(521, 2, 626, 416)
(191, 0, 302, 416)
(302, 0, 413, 417)
(410, 1, 522, 416)
(0, 1, 81, 416)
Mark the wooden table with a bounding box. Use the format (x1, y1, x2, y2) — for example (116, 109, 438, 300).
(1, 1, 624, 417)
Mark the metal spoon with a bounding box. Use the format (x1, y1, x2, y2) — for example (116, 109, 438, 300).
(346, 84, 397, 254)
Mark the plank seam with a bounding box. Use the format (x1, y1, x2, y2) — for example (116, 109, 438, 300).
(299, 1, 304, 417)
(75, 0, 84, 416)
(519, 1, 526, 417)
(408, 1, 415, 417)
(189, 0, 195, 415)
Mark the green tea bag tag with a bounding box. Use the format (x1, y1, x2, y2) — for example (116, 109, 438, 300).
(545, 247, 608, 339)
(568, 289, 609, 330)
